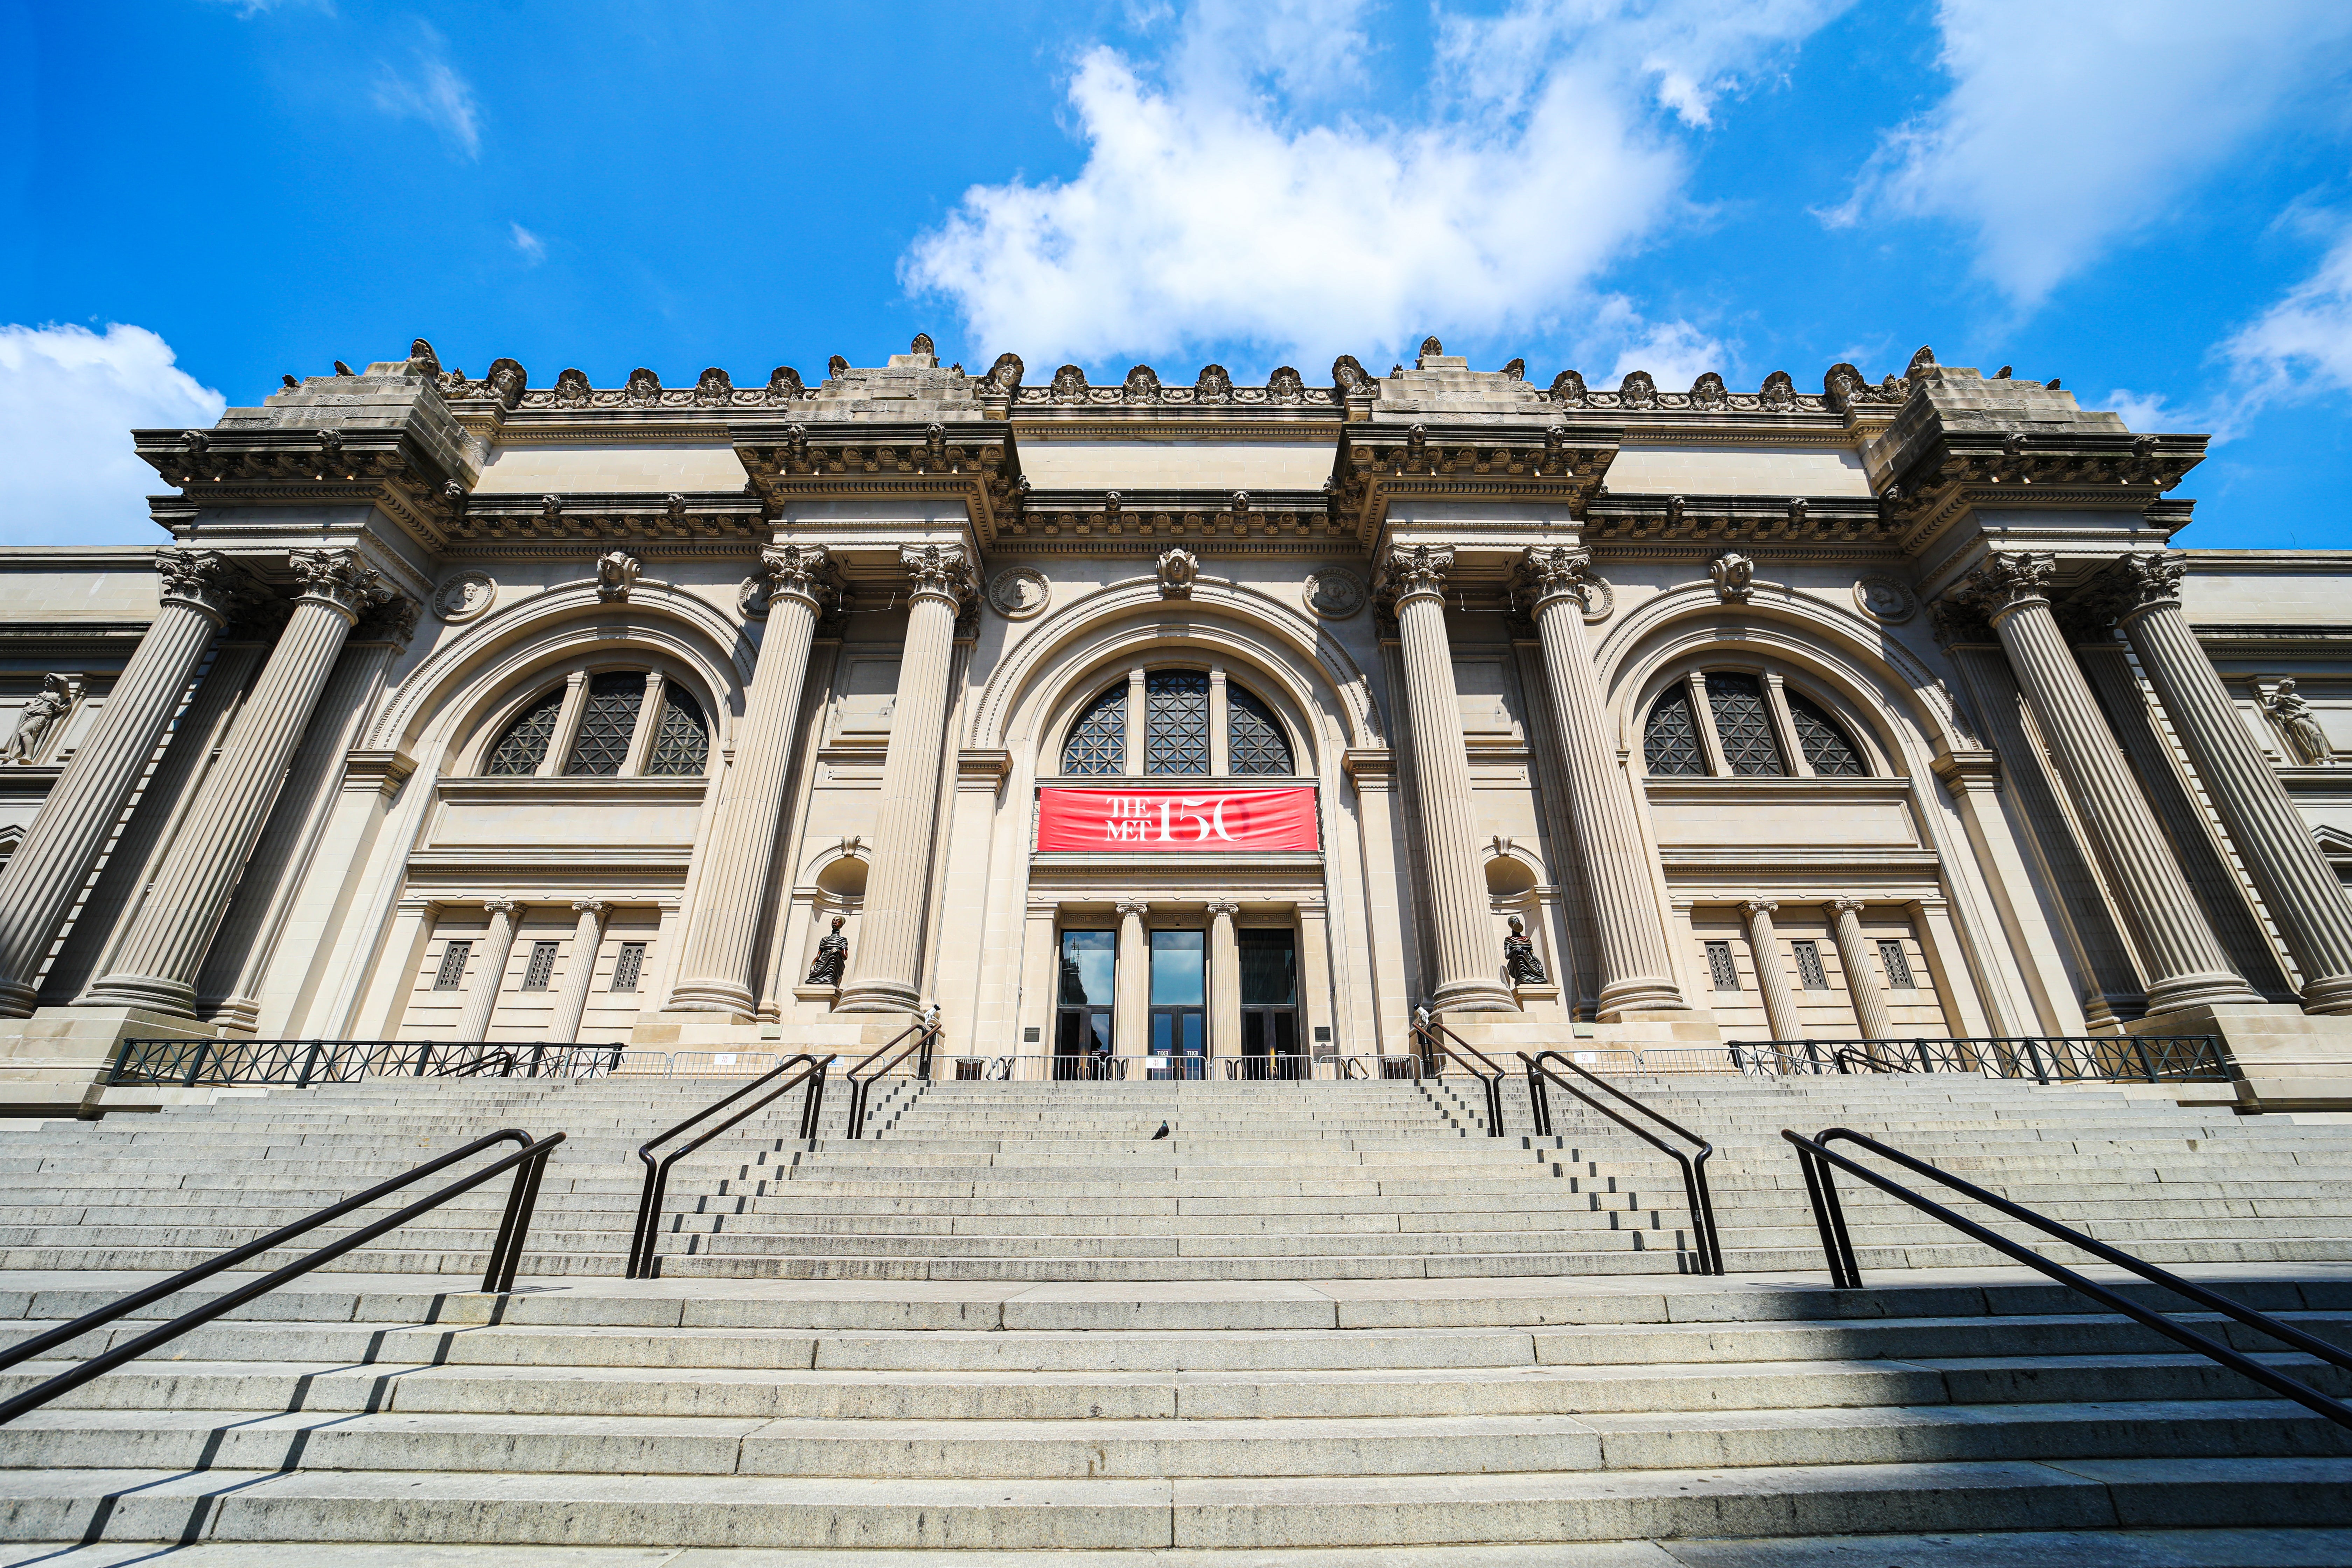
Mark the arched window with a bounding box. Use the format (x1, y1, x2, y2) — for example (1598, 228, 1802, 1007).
(1228, 685, 1293, 775)
(565, 673, 646, 775)
(1063, 685, 1126, 775)
(644, 688, 710, 776)
(1705, 673, 1785, 776)
(485, 687, 565, 775)
(1787, 692, 1864, 776)
(1642, 686, 1706, 776)
(1643, 668, 1876, 779)
(1145, 670, 1211, 774)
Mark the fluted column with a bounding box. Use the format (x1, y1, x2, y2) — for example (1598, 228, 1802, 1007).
(1517, 547, 1686, 1016)
(1956, 551, 2260, 1015)
(1742, 898, 1804, 1041)
(456, 898, 522, 1043)
(1379, 546, 1515, 1013)
(85, 549, 391, 1017)
(838, 545, 975, 1014)
(666, 545, 835, 1016)
(1828, 897, 1893, 1040)
(1208, 901, 1242, 1055)
(2108, 552, 2352, 1015)
(1114, 900, 1149, 1058)
(548, 900, 612, 1044)
(0, 550, 239, 1017)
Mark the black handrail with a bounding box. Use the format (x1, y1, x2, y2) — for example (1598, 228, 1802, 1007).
(1725, 1035, 2226, 1084)
(0, 1127, 564, 1426)
(1410, 1010, 1505, 1136)
(1522, 1050, 1724, 1275)
(841, 1007, 941, 1140)
(111, 1036, 627, 1088)
(1783, 1125, 2352, 1430)
(625, 1054, 827, 1279)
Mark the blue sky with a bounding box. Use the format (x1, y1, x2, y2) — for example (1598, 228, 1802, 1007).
(8, 0, 2352, 549)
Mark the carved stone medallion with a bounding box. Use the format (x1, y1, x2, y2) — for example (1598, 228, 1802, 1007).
(433, 571, 496, 624)
(987, 567, 1050, 621)
(1304, 569, 1366, 620)
(737, 575, 771, 620)
(1576, 573, 1615, 623)
(1854, 575, 1917, 624)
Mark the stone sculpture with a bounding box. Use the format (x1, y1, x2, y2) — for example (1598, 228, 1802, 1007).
(2, 675, 78, 764)
(2267, 679, 2335, 765)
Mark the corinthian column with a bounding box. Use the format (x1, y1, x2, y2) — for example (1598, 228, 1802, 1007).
(837, 545, 974, 1015)
(548, 900, 612, 1044)
(457, 898, 522, 1042)
(0, 549, 239, 1017)
(1517, 547, 1686, 1017)
(85, 549, 391, 1017)
(2107, 551, 2352, 1014)
(1207, 901, 1243, 1054)
(1956, 551, 2260, 1015)
(1827, 896, 1893, 1041)
(1379, 546, 1514, 1013)
(666, 545, 835, 1016)
(1114, 900, 1149, 1059)
(1742, 898, 1803, 1040)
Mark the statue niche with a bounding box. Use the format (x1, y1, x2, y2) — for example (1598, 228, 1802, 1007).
(1503, 913, 1548, 986)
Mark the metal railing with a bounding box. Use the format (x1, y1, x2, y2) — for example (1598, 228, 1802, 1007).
(841, 1008, 943, 1140)
(1410, 1010, 1507, 1136)
(1522, 1050, 1724, 1275)
(1783, 1124, 2351, 1430)
(1729, 1035, 2228, 1085)
(936, 1053, 1433, 1082)
(109, 1036, 627, 1088)
(0, 1127, 565, 1426)
(625, 1053, 828, 1279)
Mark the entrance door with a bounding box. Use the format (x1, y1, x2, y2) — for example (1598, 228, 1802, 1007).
(1238, 927, 1301, 1079)
(1056, 929, 1114, 1081)
(1148, 928, 1206, 1080)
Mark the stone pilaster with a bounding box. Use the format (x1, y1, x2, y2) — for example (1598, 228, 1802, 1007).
(1208, 901, 1242, 1055)
(2107, 552, 2352, 1016)
(1828, 896, 1893, 1041)
(1378, 546, 1515, 1014)
(837, 545, 975, 1015)
(1742, 899, 1804, 1041)
(666, 545, 836, 1017)
(1114, 901, 1149, 1058)
(0, 550, 240, 1018)
(1956, 551, 2260, 1016)
(548, 900, 612, 1044)
(457, 898, 522, 1043)
(1516, 547, 1686, 1017)
(84, 549, 391, 1017)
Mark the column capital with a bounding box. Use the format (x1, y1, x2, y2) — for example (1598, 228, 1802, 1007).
(482, 896, 524, 917)
(1828, 895, 1868, 915)
(900, 543, 977, 610)
(1205, 899, 1241, 917)
(289, 548, 392, 623)
(1741, 897, 1779, 918)
(760, 542, 840, 612)
(154, 547, 243, 624)
(1115, 899, 1150, 919)
(2101, 550, 2187, 625)
(571, 898, 611, 918)
(351, 592, 422, 645)
(1374, 544, 1455, 608)
(1950, 550, 2056, 626)
(1513, 545, 1599, 613)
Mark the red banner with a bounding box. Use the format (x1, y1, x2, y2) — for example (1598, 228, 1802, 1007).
(1036, 786, 1320, 853)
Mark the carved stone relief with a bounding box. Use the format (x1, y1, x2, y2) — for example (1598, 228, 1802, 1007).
(434, 572, 496, 624)
(988, 567, 1051, 621)
(1303, 569, 1366, 620)
(1854, 576, 1917, 624)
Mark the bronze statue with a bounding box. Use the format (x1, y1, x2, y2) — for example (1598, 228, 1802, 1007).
(1503, 913, 1548, 985)
(806, 914, 849, 986)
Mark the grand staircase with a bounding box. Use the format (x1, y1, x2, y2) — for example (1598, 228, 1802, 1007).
(1, 1065, 2350, 1561)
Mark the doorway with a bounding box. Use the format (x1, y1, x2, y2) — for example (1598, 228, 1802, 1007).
(1149, 927, 1206, 1080)
(1056, 929, 1114, 1081)
(1238, 926, 1301, 1079)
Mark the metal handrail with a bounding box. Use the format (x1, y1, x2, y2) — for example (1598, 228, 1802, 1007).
(1522, 1050, 1724, 1275)
(932, 1052, 1423, 1082)
(625, 1054, 827, 1279)
(1726, 1035, 2227, 1084)
(0, 1127, 564, 1425)
(841, 1007, 942, 1140)
(110, 1036, 626, 1088)
(1783, 1125, 2352, 1430)
(1410, 1010, 1506, 1136)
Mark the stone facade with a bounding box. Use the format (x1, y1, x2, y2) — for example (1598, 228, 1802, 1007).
(6, 336, 2352, 1108)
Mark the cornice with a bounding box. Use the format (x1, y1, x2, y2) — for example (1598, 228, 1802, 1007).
(1583, 492, 1891, 556)
(732, 419, 1020, 545)
(446, 490, 766, 555)
(484, 421, 737, 446)
(1332, 421, 1621, 545)
(1012, 420, 1343, 441)
(0, 548, 161, 570)
(1005, 486, 1340, 548)
(134, 424, 464, 552)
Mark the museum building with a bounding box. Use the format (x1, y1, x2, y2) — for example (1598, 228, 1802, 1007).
(2, 335, 2351, 1110)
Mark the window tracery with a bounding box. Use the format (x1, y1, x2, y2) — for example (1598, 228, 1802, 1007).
(565, 673, 647, 775)
(1056, 668, 1300, 777)
(1705, 673, 1785, 776)
(1145, 670, 1210, 774)
(1642, 687, 1706, 776)
(485, 688, 564, 775)
(479, 667, 711, 778)
(1787, 692, 1865, 776)
(1063, 685, 1126, 775)
(1643, 668, 1875, 779)
(644, 690, 710, 776)
(1227, 685, 1294, 775)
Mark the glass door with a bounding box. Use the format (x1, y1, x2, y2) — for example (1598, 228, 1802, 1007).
(1056, 929, 1114, 1081)
(1238, 927, 1301, 1079)
(1148, 928, 1206, 1080)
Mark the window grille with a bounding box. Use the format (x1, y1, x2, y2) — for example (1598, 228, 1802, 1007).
(1788, 692, 1866, 776)
(611, 941, 645, 993)
(643, 690, 709, 776)
(1227, 685, 1293, 774)
(1792, 939, 1828, 989)
(522, 940, 559, 992)
(1643, 687, 1706, 775)
(1705, 673, 1786, 775)
(1144, 670, 1210, 774)
(564, 673, 646, 776)
(1878, 938, 1916, 989)
(484, 689, 564, 775)
(1703, 939, 1738, 992)
(433, 940, 471, 991)
(1062, 684, 1126, 775)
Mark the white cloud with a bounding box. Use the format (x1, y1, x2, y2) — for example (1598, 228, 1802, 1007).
(0, 324, 227, 548)
(2222, 223, 2352, 404)
(902, 0, 1845, 372)
(1828, 0, 2352, 306)
(373, 24, 479, 159)
(510, 223, 546, 264)
(1608, 317, 1730, 390)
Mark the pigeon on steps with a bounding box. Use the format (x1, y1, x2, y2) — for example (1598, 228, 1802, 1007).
(1152, 1121, 1170, 1140)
